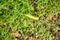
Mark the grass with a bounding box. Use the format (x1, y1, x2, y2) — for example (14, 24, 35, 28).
(0, 0, 60, 40)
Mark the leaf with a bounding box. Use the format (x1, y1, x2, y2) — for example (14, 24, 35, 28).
(56, 21, 60, 25)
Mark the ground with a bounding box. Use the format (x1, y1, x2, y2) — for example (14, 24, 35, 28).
(0, 0, 60, 40)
